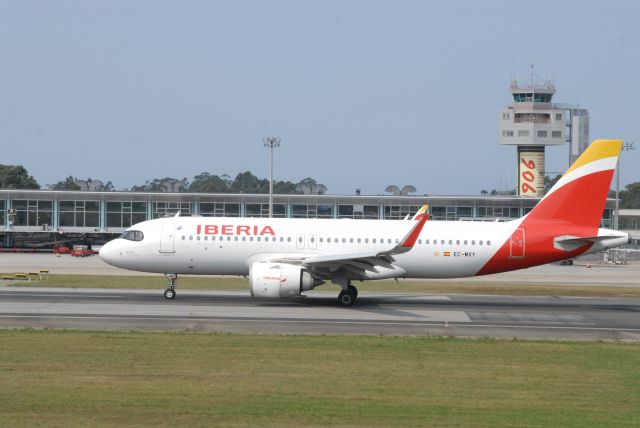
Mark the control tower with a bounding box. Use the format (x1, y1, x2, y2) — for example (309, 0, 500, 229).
(498, 80, 565, 197)
(499, 78, 590, 197)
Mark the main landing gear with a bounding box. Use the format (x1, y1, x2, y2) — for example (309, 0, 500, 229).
(164, 273, 177, 299)
(337, 284, 358, 307)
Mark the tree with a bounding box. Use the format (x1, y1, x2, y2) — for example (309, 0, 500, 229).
(51, 177, 114, 191)
(295, 177, 327, 195)
(620, 182, 640, 208)
(544, 174, 562, 194)
(188, 173, 230, 193)
(273, 180, 296, 194)
(228, 171, 264, 194)
(0, 165, 40, 189)
(98, 181, 115, 191)
(132, 172, 320, 194)
(51, 176, 81, 190)
(131, 177, 189, 192)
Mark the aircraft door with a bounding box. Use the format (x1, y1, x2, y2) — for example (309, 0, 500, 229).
(296, 233, 305, 249)
(160, 223, 176, 253)
(510, 228, 525, 258)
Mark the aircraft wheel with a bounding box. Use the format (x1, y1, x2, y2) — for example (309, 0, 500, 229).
(338, 288, 356, 307)
(164, 288, 176, 300)
(350, 284, 358, 298)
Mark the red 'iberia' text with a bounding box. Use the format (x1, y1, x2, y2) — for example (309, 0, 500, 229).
(196, 224, 275, 236)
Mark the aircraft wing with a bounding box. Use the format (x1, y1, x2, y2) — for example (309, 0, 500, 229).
(285, 205, 430, 279)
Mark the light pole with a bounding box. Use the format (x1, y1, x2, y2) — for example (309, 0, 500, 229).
(615, 141, 635, 230)
(263, 137, 281, 218)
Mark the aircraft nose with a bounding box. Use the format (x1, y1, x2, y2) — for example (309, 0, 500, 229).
(99, 241, 119, 266)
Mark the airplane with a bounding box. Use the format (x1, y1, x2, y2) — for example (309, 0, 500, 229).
(99, 139, 630, 306)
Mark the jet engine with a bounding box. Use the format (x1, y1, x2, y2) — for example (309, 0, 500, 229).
(249, 262, 323, 299)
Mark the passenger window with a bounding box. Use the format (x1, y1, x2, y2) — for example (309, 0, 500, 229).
(350, 238, 354, 243)
(181, 236, 185, 240)
(464, 240, 468, 245)
(242, 237, 246, 241)
(418, 239, 422, 244)
(357, 238, 361, 244)
(257, 237, 261, 242)
(280, 237, 284, 242)
(448, 240, 453, 245)
(197, 236, 200, 241)
(441, 240, 445, 245)
(426, 239, 429, 244)
(479, 240, 483, 245)
(234, 236, 238, 241)
(365, 238, 369, 244)
(319, 238, 323, 243)
(373, 238, 377, 244)
(456, 240, 460, 245)
(487, 240, 492, 245)
(472, 240, 475, 245)
(189, 236, 193, 241)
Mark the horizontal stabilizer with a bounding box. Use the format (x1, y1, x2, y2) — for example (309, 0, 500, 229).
(554, 235, 603, 251)
(554, 230, 629, 252)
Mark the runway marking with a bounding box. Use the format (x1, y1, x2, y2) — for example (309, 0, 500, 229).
(468, 312, 590, 325)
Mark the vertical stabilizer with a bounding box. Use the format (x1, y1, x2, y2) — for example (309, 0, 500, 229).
(477, 139, 622, 276)
(525, 139, 622, 228)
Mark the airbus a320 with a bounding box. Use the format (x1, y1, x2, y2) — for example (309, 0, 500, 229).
(100, 139, 630, 306)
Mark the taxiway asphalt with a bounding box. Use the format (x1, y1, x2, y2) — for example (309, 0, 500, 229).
(1, 287, 639, 341)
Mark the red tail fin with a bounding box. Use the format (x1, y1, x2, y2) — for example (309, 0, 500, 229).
(525, 139, 622, 228)
(476, 140, 622, 276)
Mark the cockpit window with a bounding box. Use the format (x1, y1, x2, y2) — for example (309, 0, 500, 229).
(120, 230, 144, 241)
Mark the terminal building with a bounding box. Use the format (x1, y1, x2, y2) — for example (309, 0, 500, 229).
(0, 189, 620, 249)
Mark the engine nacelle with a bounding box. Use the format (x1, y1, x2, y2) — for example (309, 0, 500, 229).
(249, 262, 322, 299)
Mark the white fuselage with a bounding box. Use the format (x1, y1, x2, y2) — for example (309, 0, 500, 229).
(100, 216, 520, 279)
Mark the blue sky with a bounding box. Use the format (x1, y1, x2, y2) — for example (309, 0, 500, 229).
(1, 0, 638, 194)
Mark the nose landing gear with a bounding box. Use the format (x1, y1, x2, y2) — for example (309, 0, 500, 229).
(164, 273, 177, 299)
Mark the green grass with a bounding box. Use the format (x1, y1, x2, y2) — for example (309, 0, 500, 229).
(3, 273, 640, 298)
(0, 330, 639, 427)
